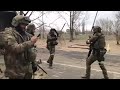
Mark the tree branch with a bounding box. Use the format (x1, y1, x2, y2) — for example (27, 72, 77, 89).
(57, 11, 70, 28)
(24, 11, 29, 16)
(29, 11, 34, 17)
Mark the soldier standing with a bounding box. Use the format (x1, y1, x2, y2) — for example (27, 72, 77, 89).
(3, 15, 38, 79)
(82, 26, 109, 79)
(46, 28, 59, 69)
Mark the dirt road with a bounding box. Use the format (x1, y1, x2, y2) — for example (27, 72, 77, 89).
(34, 47, 120, 79)
(0, 39, 120, 79)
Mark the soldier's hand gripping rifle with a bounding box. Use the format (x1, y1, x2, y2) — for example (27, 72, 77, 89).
(87, 11, 98, 58)
(30, 24, 47, 79)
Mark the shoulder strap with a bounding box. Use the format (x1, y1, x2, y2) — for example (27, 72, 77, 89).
(93, 34, 102, 44)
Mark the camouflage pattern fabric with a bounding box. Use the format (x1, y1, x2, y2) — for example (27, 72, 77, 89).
(3, 27, 36, 79)
(46, 31, 58, 67)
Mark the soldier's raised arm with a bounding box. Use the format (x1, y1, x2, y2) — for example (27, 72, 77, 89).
(89, 34, 99, 43)
(89, 26, 102, 43)
(4, 32, 38, 53)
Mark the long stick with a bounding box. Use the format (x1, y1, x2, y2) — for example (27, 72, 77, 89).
(91, 11, 98, 32)
(58, 23, 66, 45)
(37, 64, 47, 74)
(88, 11, 98, 58)
(60, 23, 66, 31)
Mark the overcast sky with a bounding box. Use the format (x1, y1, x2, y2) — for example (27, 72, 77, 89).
(85, 11, 115, 30)
(28, 11, 115, 32)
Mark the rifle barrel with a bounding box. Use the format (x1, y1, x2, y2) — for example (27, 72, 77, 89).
(37, 64, 47, 74)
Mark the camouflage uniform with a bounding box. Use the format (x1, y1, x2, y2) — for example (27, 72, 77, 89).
(26, 23, 36, 36)
(0, 11, 17, 55)
(3, 15, 37, 79)
(82, 26, 109, 79)
(46, 28, 58, 69)
(26, 23, 37, 49)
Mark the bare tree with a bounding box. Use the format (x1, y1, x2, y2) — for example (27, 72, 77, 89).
(74, 11, 89, 35)
(69, 11, 73, 42)
(24, 11, 29, 16)
(69, 11, 83, 42)
(96, 11, 120, 45)
(96, 18, 113, 35)
(82, 20, 85, 34)
(113, 12, 120, 45)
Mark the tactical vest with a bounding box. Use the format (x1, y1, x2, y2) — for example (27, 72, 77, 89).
(93, 33, 106, 49)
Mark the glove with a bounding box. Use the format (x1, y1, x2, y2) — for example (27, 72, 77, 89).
(86, 40, 90, 44)
(32, 62, 37, 73)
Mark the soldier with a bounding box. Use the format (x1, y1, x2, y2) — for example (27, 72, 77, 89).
(82, 26, 109, 79)
(26, 23, 36, 36)
(26, 23, 37, 49)
(0, 11, 17, 55)
(46, 28, 59, 69)
(3, 15, 38, 79)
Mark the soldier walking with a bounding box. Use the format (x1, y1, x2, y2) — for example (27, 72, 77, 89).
(46, 28, 59, 69)
(82, 26, 109, 79)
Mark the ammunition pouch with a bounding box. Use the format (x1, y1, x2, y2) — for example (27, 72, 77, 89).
(93, 48, 107, 61)
(100, 48, 107, 56)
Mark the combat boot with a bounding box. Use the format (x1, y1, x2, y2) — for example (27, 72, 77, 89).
(48, 66, 53, 69)
(82, 64, 91, 79)
(102, 75, 109, 79)
(47, 56, 51, 63)
(47, 60, 49, 63)
(48, 55, 54, 69)
(49, 60, 53, 69)
(81, 75, 90, 79)
(99, 62, 109, 79)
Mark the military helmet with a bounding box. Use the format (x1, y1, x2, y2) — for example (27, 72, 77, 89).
(50, 28, 56, 32)
(27, 23, 35, 30)
(92, 26, 102, 33)
(11, 15, 31, 27)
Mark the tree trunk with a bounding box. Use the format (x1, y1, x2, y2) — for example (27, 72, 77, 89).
(69, 11, 74, 42)
(116, 35, 120, 45)
(82, 21, 85, 34)
(72, 11, 74, 40)
(41, 11, 45, 39)
(69, 11, 72, 42)
(117, 41, 120, 45)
